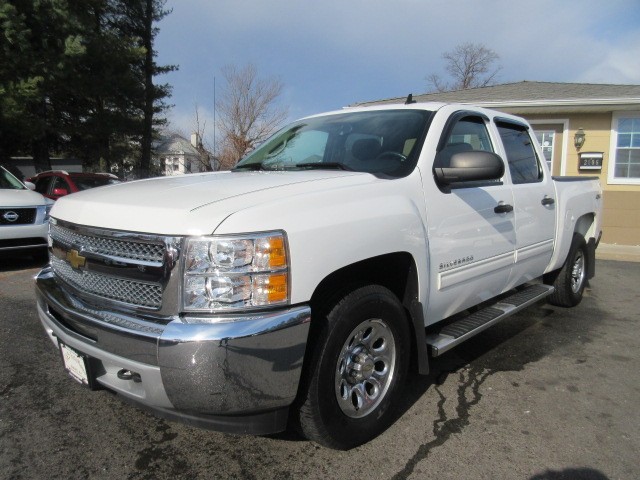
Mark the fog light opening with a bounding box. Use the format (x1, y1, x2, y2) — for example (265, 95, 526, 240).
(117, 369, 141, 383)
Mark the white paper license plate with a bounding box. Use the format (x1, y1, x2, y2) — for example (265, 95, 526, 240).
(59, 342, 89, 385)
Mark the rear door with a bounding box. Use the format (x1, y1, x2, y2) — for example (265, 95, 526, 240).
(493, 119, 556, 288)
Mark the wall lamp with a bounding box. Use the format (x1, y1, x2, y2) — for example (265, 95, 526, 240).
(574, 128, 586, 149)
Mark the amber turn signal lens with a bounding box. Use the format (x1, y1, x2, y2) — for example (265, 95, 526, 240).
(266, 273, 288, 303)
(267, 236, 287, 268)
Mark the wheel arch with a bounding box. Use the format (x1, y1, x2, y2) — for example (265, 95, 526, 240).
(573, 213, 597, 279)
(547, 211, 597, 276)
(307, 252, 429, 375)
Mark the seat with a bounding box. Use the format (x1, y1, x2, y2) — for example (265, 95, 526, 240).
(351, 138, 381, 161)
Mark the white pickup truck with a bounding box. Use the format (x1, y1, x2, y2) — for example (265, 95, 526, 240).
(35, 103, 602, 449)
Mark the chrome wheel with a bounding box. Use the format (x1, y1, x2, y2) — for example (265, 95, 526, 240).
(335, 318, 396, 418)
(571, 250, 586, 294)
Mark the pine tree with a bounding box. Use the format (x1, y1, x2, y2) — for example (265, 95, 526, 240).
(0, 0, 175, 176)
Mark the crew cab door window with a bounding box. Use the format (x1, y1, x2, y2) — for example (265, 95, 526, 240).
(435, 116, 495, 173)
(446, 117, 494, 152)
(497, 122, 543, 184)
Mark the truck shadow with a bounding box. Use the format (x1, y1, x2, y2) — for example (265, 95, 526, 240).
(272, 293, 607, 447)
(387, 293, 608, 477)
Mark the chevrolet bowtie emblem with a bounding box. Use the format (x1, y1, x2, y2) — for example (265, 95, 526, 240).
(67, 249, 86, 269)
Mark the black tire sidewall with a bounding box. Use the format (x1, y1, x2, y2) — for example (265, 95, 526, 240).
(309, 286, 410, 449)
(557, 235, 588, 306)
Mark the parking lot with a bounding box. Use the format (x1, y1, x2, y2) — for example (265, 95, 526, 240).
(1, 256, 639, 480)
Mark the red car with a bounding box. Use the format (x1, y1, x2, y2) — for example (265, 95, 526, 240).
(27, 170, 121, 200)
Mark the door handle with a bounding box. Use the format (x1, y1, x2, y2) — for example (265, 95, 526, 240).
(494, 203, 513, 214)
(541, 196, 555, 206)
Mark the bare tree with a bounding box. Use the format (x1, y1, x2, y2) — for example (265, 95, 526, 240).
(190, 105, 217, 172)
(427, 42, 501, 92)
(216, 63, 288, 170)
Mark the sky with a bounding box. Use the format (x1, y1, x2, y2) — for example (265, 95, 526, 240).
(155, 0, 640, 146)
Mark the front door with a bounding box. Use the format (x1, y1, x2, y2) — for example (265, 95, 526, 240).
(426, 112, 516, 323)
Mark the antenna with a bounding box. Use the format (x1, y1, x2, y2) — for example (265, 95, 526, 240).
(213, 76, 216, 160)
(405, 93, 416, 105)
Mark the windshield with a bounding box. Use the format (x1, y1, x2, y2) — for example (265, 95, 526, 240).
(73, 176, 120, 190)
(234, 109, 432, 178)
(0, 167, 26, 190)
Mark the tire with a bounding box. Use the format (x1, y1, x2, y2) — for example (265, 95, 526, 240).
(547, 234, 588, 307)
(296, 285, 410, 450)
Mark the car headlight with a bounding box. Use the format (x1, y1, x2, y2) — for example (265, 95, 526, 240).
(44, 204, 53, 222)
(183, 231, 289, 312)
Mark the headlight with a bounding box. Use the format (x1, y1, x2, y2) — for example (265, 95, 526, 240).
(183, 232, 289, 312)
(44, 204, 53, 222)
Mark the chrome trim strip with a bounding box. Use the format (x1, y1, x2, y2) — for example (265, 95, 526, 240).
(515, 239, 554, 263)
(438, 251, 514, 290)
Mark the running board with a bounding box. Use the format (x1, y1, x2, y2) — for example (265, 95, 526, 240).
(426, 284, 554, 357)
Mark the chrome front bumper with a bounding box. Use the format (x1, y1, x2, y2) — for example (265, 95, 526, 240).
(35, 267, 311, 434)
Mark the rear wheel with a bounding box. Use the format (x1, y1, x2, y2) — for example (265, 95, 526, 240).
(547, 234, 588, 307)
(297, 285, 410, 449)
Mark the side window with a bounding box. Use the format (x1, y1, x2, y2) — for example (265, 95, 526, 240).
(447, 117, 494, 152)
(35, 177, 52, 194)
(51, 176, 70, 193)
(435, 115, 494, 169)
(497, 122, 543, 184)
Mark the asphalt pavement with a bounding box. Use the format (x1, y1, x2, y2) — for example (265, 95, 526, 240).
(1, 255, 638, 480)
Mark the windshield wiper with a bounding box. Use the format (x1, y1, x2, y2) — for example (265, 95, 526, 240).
(296, 162, 353, 171)
(232, 163, 264, 171)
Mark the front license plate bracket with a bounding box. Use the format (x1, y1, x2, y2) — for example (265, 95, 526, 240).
(58, 341, 100, 390)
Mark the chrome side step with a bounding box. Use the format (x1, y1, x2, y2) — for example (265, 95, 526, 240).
(426, 284, 554, 357)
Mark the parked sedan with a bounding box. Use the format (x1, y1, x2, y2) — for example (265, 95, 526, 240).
(0, 166, 52, 258)
(28, 170, 121, 200)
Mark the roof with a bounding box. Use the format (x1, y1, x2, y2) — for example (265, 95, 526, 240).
(355, 81, 640, 114)
(153, 134, 200, 156)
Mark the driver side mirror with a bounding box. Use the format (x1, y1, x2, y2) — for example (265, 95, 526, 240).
(434, 150, 505, 186)
(52, 187, 69, 197)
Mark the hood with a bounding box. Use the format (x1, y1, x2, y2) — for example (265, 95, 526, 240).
(51, 170, 371, 235)
(0, 188, 48, 207)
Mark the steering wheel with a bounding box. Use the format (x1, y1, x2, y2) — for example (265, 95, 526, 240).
(375, 151, 407, 162)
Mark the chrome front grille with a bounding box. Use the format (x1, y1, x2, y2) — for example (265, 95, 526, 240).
(50, 223, 164, 264)
(48, 220, 182, 312)
(51, 256, 163, 308)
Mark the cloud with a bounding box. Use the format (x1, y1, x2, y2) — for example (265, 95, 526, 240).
(158, 0, 640, 134)
(579, 31, 640, 84)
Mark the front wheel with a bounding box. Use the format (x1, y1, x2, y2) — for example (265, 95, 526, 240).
(296, 285, 410, 449)
(547, 234, 588, 307)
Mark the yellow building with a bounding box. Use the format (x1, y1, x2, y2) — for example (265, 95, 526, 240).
(359, 82, 640, 246)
